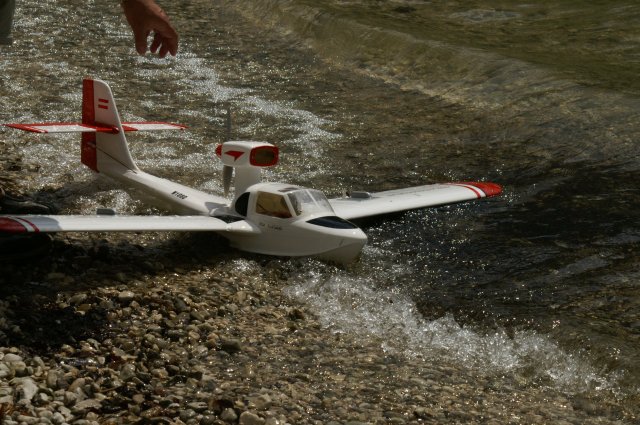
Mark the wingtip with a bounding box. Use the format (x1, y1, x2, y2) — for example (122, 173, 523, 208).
(0, 217, 31, 233)
(4, 123, 48, 133)
(465, 181, 503, 197)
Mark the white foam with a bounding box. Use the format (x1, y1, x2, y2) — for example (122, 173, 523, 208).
(285, 267, 617, 393)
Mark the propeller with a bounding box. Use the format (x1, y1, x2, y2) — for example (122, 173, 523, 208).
(222, 108, 233, 196)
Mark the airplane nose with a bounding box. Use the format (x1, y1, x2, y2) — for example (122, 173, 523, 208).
(318, 228, 367, 264)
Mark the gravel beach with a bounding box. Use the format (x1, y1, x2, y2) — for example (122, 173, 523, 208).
(0, 242, 634, 424)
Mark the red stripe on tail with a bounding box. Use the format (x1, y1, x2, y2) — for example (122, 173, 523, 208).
(82, 79, 95, 126)
(81, 79, 98, 171)
(81, 133, 98, 171)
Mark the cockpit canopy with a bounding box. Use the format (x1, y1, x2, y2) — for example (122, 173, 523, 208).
(236, 185, 336, 219)
(286, 188, 334, 217)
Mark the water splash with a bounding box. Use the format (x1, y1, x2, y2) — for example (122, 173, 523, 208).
(285, 267, 618, 393)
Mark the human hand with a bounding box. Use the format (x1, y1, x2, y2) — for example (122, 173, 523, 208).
(121, 0, 178, 57)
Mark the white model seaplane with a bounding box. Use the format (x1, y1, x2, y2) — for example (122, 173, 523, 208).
(0, 78, 501, 263)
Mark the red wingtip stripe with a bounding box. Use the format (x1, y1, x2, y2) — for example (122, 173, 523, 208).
(450, 181, 502, 198)
(0, 217, 34, 233)
(463, 182, 503, 197)
(14, 217, 40, 232)
(452, 183, 482, 198)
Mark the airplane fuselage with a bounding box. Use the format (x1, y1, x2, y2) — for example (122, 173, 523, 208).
(108, 166, 367, 262)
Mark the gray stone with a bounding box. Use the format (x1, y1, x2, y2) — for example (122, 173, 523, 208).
(220, 338, 242, 354)
(119, 363, 136, 381)
(239, 411, 265, 425)
(72, 398, 102, 415)
(67, 377, 86, 393)
(179, 408, 197, 421)
(46, 370, 62, 389)
(3, 353, 22, 363)
(220, 408, 238, 422)
(69, 293, 88, 305)
(13, 377, 39, 402)
(51, 412, 66, 425)
(252, 394, 272, 411)
(16, 415, 39, 425)
(11, 361, 28, 377)
(64, 391, 78, 406)
(118, 290, 135, 303)
(0, 362, 14, 379)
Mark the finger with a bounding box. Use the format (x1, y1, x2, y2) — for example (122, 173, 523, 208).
(134, 29, 151, 55)
(150, 32, 162, 54)
(153, 21, 178, 56)
(158, 43, 170, 58)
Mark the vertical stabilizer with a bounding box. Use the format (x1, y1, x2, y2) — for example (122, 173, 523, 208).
(81, 78, 139, 173)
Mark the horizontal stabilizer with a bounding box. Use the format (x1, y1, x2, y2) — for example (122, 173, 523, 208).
(329, 182, 502, 220)
(0, 215, 257, 234)
(4, 122, 186, 134)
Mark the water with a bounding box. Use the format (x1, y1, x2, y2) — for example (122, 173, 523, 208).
(1, 0, 639, 418)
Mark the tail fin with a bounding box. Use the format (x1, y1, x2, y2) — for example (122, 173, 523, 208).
(81, 78, 139, 173)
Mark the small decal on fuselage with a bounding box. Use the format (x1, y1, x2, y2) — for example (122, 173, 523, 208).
(172, 191, 188, 200)
(225, 150, 245, 161)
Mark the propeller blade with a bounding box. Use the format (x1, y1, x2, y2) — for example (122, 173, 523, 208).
(223, 107, 233, 195)
(225, 108, 232, 141)
(223, 165, 233, 196)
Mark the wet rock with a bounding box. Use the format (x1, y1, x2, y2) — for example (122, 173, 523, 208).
(117, 291, 135, 304)
(239, 411, 265, 425)
(120, 363, 137, 382)
(251, 394, 272, 411)
(69, 293, 88, 305)
(219, 338, 242, 354)
(220, 408, 238, 422)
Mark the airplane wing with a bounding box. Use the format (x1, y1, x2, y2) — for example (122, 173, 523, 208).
(4, 122, 186, 133)
(0, 215, 258, 234)
(329, 182, 502, 220)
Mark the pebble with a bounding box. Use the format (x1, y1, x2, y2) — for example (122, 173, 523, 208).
(239, 411, 265, 425)
(13, 377, 39, 402)
(220, 408, 238, 422)
(117, 290, 135, 303)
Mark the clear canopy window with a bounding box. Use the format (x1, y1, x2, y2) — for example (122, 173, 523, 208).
(287, 189, 334, 216)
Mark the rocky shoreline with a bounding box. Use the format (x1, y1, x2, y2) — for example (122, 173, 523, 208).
(0, 223, 636, 425)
